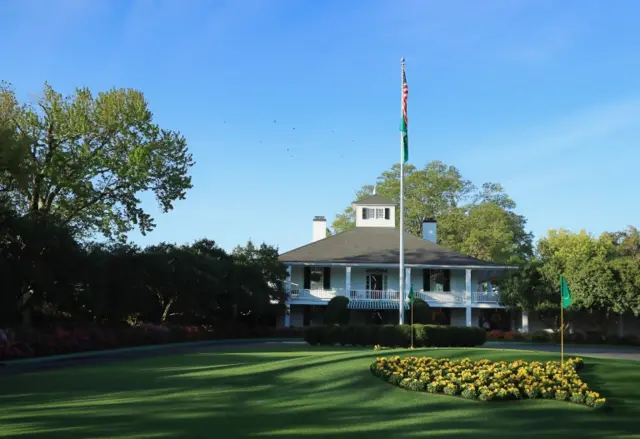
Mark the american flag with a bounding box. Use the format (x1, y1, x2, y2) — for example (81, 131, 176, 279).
(401, 68, 408, 127)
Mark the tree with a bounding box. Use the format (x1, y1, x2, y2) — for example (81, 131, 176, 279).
(438, 199, 533, 265)
(331, 161, 532, 264)
(537, 229, 628, 316)
(0, 204, 84, 326)
(0, 81, 194, 241)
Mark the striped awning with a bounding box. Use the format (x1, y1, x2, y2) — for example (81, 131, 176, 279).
(348, 300, 410, 310)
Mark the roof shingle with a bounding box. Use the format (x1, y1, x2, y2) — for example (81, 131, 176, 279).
(352, 195, 396, 206)
(279, 227, 506, 267)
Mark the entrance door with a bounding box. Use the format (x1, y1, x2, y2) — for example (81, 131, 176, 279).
(366, 273, 388, 299)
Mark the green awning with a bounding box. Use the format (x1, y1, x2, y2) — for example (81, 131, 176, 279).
(348, 300, 409, 310)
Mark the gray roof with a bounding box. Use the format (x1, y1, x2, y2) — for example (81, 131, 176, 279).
(279, 227, 505, 267)
(352, 195, 396, 206)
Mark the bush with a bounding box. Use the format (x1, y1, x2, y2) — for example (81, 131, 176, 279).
(324, 296, 350, 325)
(0, 324, 304, 362)
(412, 299, 431, 324)
(371, 356, 606, 409)
(531, 330, 551, 342)
(303, 324, 486, 348)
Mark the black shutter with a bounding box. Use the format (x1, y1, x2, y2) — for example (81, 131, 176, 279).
(385, 208, 390, 219)
(323, 267, 331, 289)
(443, 269, 451, 291)
(362, 208, 367, 219)
(423, 269, 430, 291)
(303, 267, 311, 289)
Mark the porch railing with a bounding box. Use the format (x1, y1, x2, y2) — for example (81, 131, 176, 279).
(349, 289, 400, 301)
(471, 291, 501, 304)
(418, 291, 466, 304)
(289, 288, 340, 301)
(287, 287, 501, 305)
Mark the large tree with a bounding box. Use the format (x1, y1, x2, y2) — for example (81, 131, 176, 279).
(332, 161, 532, 264)
(0, 81, 194, 240)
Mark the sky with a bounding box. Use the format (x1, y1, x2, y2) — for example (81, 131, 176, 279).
(2, 0, 639, 254)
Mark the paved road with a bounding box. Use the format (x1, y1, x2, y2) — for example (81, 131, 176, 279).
(484, 341, 640, 361)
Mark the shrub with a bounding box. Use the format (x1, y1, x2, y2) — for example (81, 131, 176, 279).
(324, 296, 350, 325)
(412, 299, 431, 324)
(371, 356, 605, 409)
(0, 324, 304, 362)
(303, 324, 486, 348)
(621, 335, 640, 346)
(585, 331, 605, 344)
(531, 330, 551, 342)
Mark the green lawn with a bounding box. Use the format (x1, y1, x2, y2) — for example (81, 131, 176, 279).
(0, 345, 638, 438)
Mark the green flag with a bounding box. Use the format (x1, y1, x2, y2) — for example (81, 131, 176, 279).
(408, 285, 414, 305)
(400, 67, 409, 163)
(561, 276, 572, 309)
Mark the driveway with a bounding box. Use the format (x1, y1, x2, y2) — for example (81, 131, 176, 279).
(484, 341, 640, 361)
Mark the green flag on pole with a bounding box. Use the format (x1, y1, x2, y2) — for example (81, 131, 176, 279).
(408, 285, 414, 305)
(400, 66, 409, 163)
(561, 276, 572, 309)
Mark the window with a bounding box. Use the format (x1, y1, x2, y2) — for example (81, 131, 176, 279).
(366, 273, 388, 291)
(423, 269, 451, 292)
(362, 207, 391, 220)
(304, 267, 331, 290)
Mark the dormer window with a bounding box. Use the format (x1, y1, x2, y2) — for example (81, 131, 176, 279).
(362, 207, 390, 220)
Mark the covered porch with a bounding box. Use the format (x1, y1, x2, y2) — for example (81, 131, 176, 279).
(283, 263, 513, 326)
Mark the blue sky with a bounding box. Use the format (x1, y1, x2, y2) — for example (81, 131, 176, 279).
(2, 0, 639, 253)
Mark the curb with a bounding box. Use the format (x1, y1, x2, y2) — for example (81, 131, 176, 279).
(0, 338, 304, 368)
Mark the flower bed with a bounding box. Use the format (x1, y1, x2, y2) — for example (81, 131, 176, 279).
(0, 324, 303, 362)
(370, 356, 606, 409)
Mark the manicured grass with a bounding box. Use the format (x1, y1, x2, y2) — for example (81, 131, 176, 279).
(0, 345, 638, 438)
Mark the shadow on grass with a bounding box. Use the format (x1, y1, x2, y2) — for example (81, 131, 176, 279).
(0, 346, 638, 439)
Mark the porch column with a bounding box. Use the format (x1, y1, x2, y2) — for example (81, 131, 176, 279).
(465, 268, 472, 327)
(405, 267, 412, 295)
(284, 266, 292, 327)
(521, 311, 529, 333)
(345, 266, 351, 298)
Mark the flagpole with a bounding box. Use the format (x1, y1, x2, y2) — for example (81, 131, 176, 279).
(399, 57, 406, 325)
(411, 298, 414, 349)
(561, 287, 564, 372)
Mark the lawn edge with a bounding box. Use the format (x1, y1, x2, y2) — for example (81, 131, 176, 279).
(0, 338, 303, 367)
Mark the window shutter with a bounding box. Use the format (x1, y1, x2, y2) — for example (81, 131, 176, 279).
(323, 267, 331, 289)
(443, 269, 451, 291)
(362, 208, 367, 219)
(423, 269, 430, 291)
(385, 208, 390, 219)
(303, 267, 311, 289)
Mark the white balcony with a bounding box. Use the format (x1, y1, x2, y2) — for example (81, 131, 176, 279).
(287, 287, 501, 306)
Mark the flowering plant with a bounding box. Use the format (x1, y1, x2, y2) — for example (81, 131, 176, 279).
(370, 356, 606, 409)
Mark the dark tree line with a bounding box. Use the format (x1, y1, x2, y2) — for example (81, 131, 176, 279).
(0, 204, 287, 328)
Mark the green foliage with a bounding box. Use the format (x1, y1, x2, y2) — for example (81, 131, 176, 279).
(0, 81, 194, 241)
(303, 324, 486, 348)
(331, 161, 533, 264)
(411, 299, 431, 324)
(323, 296, 350, 325)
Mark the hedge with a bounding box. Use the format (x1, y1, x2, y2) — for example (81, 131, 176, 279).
(304, 324, 486, 348)
(0, 324, 303, 362)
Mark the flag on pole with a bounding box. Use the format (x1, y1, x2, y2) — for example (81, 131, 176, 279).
(400, 66, 409, 163)
(408, 285, 414, 305)
(561, 276, 572, 309)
